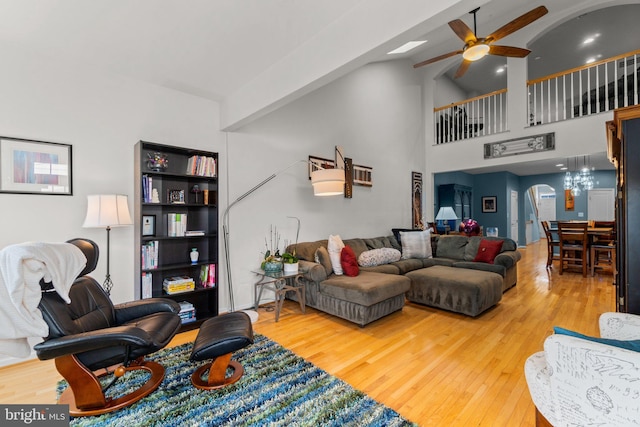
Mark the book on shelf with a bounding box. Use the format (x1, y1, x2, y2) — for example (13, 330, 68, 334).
(163, 275, 194, 285)
(178, 301, 196, 323)
(141, 241, 159, 269)
(198, 264, 216, 288)
(180, 314, 197, 324)
(178, 301, 194, 312)
(142, 272, 153, 298)
(142, 175, 156, 203)
(167, 213, 187, 237)
(163, 276, 196, 294)
(185, 230, 205, 236)
(186, 155, 217, 177)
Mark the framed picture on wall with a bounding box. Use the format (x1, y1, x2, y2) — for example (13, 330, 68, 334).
(0, 136, 72, 195)
(482, 196, 497, 213)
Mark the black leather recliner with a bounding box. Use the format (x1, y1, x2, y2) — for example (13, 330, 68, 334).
(34, 238, 182, 417)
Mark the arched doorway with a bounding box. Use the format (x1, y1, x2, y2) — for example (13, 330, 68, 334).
(525, 184, 556, 245)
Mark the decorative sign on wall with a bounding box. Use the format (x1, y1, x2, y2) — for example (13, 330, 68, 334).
(412, 172, 423, 229)
(344, 157, 353, 199)
(565, 189, 575, 211)
(483, 132, 555, 159)
(353, 165, 373, 186)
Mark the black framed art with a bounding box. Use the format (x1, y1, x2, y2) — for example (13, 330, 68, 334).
(482, 196, 497, 213)
(0, 136, 72, 195)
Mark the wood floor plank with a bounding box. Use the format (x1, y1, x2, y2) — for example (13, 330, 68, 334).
(0, 239, 615, 426)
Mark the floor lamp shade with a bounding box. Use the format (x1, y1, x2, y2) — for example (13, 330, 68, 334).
(311, 168, 345, 196)
(83, 195, 133, 228)
(82, 194, 132, 295)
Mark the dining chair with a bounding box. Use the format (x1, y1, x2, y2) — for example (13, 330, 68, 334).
(591, 221, 616, 276)
(557, 221, 589, 277)
(540, 220, 560, 268)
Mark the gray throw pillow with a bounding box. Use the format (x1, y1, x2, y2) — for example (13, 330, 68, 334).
(399, 230, 433, 259)
(314, 246, 333, 276)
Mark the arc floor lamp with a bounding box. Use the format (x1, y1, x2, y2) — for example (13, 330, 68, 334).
(222, 159, 344, 321)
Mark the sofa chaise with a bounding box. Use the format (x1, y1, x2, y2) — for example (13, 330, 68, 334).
(286, 232, 521, 326)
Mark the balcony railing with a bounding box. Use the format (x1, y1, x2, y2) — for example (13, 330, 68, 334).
(433, 50, 640, 145)
(434, 89, 507, 144)
(528, 49, 640, 126)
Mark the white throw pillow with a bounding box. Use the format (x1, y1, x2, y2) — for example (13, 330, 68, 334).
(358, 248, 402, 267)
(400, 230, 433, 259)
(327, 234, 345, 275)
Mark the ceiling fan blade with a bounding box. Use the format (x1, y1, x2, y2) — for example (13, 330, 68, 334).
(485, 6, 548, 44)
(454, 60, 471, 79)
(489, 45, 531, 58)
(413, 50, 463, 69)
(448, 19, 477, 44)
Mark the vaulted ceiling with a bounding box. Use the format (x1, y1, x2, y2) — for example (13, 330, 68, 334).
(0, 0, 631, 174)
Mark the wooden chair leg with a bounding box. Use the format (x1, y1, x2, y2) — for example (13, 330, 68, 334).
(535, 408, 553, 427)
(56, 354, 165, 417)
(191, 352, 245, 390)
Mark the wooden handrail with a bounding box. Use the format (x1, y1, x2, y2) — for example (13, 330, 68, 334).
(527, 48, 640, 86)
(434, 88, 507, 112)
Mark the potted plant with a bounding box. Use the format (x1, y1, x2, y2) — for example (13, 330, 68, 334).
(282, 251, 299, 274)
(282, 216, 300, 274)
(261, 226, 283, 272)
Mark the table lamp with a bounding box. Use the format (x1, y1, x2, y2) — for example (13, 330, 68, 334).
(435, 206, 458, 233)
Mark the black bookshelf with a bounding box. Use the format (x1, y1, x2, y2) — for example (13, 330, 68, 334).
(134, 140, 219, 330)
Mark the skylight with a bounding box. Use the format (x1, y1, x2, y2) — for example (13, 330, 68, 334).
(387, 41, 427, 55)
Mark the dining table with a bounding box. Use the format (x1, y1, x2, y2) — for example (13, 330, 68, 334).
(548, 224, 614, 269)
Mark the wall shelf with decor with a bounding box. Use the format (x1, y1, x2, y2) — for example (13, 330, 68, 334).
(134, 140, 218, 331)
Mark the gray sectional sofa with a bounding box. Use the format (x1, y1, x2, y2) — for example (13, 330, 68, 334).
(286, 233, 521, 326)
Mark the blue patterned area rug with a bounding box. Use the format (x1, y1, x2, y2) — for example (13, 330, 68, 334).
(59, 334, 416, 426)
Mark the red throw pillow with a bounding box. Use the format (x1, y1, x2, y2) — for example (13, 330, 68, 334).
(340, 245, 359, 277)
(473, 239, 504, 264)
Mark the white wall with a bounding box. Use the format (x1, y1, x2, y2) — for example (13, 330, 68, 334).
(0, 42, 224, 365)
(224, 59, 424, 311)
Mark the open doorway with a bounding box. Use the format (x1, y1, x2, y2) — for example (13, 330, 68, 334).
(525, 184, 556, 244)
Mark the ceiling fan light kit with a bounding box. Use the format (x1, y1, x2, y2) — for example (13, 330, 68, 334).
(414, 5, 548, 77)
(462, 43, 490, 61)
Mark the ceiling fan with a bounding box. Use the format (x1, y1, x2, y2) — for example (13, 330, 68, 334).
(413, 5, 548, 78)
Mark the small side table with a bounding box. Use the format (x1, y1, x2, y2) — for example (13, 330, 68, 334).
(252, 270, 305, 322)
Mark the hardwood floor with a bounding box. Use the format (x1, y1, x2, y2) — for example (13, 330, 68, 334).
(0, 239, 615, 426)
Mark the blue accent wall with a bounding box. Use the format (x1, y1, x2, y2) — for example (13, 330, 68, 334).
(434, 169, 616, 245)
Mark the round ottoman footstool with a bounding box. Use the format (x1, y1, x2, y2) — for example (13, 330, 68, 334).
(190, 311, 254, 390)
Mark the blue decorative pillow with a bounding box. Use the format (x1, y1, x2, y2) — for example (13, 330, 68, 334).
(553, 326, 640, 352)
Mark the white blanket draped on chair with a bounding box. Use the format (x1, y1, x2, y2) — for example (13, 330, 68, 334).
(0, 242, 86, 357)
